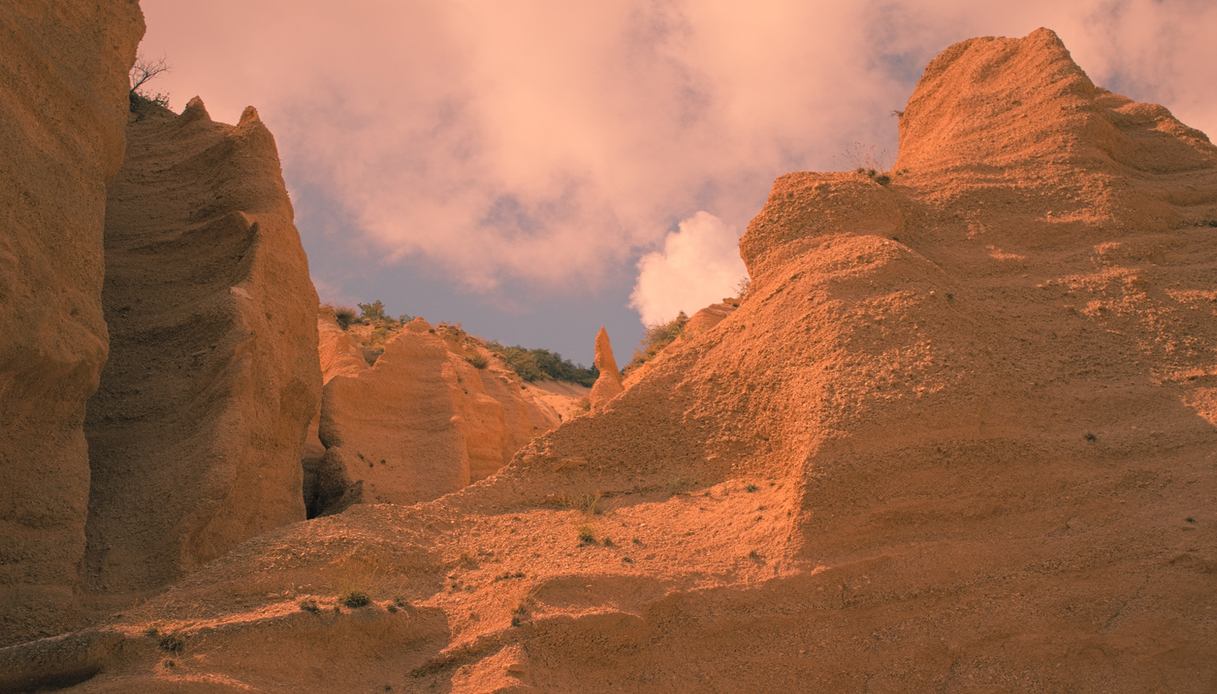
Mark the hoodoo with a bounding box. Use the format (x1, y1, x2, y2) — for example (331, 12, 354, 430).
(588, 325, 624, 411)
(83, 98, 321, 597)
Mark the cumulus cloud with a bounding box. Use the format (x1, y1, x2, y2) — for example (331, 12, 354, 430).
(630, 212, 746, 325)
(137, 0, 1217, 314)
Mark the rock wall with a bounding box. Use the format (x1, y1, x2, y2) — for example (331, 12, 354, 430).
(83, 98, 320, 596)
(312, 319, 564, 513)
(0, 1, 143, 646)
(301, 314, 370, 513)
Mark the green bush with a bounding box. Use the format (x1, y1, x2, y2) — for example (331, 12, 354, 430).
(625, 312, 688, 374)
(341, 591, 371, 608)
(486, 343, 597, 386)
(358, 300, 387, 322)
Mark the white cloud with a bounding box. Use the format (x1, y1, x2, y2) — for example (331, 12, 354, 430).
(630, 212, 746, 325)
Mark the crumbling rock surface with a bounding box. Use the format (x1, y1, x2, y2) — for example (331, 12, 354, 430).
(310, 319, 570, 514)
(0, 1, 143, 646)
(83, 98, 321, 598)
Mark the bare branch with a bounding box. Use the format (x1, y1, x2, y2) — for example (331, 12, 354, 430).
(128, 55, 171, 111)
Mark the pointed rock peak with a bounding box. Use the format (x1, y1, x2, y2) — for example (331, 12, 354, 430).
(593, 326, 618, 373)
(180, 96, 211, 122)
(895, 27, 1098, 175)
(238, 105, 262, 127)
(590, 326, 624, 412)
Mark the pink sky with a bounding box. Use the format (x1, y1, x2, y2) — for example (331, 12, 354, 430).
(136, 0, 1217, 358)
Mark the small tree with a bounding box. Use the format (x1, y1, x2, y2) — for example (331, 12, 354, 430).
(357, 300, 386, 322)
(129, 56, 170, 111)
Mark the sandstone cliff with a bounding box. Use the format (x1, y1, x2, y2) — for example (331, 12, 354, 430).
(309, 318, 574, 514)
(6, 28, 1217, 693)
(0, 1, 143, 646)
(301, 313, 370, 510)
(83, 98, 321, 597)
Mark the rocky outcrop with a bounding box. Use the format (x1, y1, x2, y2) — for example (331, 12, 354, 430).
(683, 301, 736, 340)
(588, 326, 623, 411)
(310, 319, 567, 514)
(14, 28, 1217, 691)
(301, 314, 370, 511)
(318, 314, 369, 381)
(0, 2, 143, 646)
(83, 98, 320, 596)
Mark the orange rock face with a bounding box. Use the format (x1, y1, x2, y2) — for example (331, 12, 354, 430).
(588, 326, 624, 411)
(6, 27, 1217, 693)
(0, 1, 143, 646)
(83, 99, 321, 597)
(310, 319, 569, 514)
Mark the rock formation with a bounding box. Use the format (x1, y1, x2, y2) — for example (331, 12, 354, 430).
(6, 27, 1217, 693)
(683, 301, 736, 341)
(588, 326, 623, 410)
(301, 312, 370, 511)
(317, 314, 369, 380)
(83, 98, 321, 597)
(624, 301, 738, 388)
(0, 2, 143, 646)
(309, 319, 570, 514)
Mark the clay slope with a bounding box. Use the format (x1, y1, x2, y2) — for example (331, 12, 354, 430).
(6, 28, 1217, 693)
(310, 318, 574, 514)
(0, 2, 143, 646)
(82, 98, 321, 599)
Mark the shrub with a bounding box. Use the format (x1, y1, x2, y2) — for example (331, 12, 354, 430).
(299, 599, 320, 613)
(511, 606, 527, 627)
(466, 354, 488, 369)
(577, 526, 596, 546)
(334, 306, 357, 329)
(358, 300, 387, 322)
(858, 168, 892, 186)
(158, 634, 185, 653)
(735, 276, 751, 300)
(486, 342, 597, 386)
(342, 591, 371, 608)
(625, 312, 688, 374)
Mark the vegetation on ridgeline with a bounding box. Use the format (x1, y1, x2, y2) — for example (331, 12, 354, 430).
(128, 55, 170, 111)
(322, 299, 597, 385)
(624, 311, 688, 375)
(486, 342, 598, 387)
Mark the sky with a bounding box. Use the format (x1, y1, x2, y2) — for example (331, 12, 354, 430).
(138, 0, 1217, 364)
